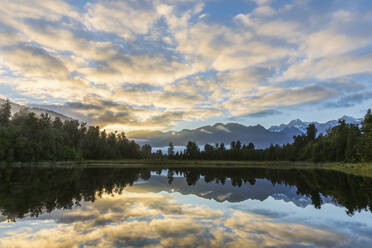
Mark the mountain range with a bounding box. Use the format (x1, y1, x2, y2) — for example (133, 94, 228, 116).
(128, 116, 363, 148)
(268, 115, 363, 134)
(1, 98, 363, 149)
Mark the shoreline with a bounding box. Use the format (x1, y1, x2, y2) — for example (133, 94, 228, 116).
(1, 160, 372, 178)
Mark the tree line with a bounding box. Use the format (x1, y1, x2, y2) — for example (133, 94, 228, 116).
(169, 109, 372, 163)
(0, 99, 144, 162)
(0, 98, 371, 163)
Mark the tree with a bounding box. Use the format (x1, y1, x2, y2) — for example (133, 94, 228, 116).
(306, 123, 317, 141)
(154, 149, 164, 159)
(247, 142, 255, 151)
(204, 144, 214, 152)
(168, 142, 175, 158)
(185, 141, 199, 159)
(0, 99, 11, 126)
(235, 140, 241, 150)
(345, 124, 361, 162)
(141, 144, 152, 158)
(361, 109, 372, 161)
(219, 143, 225, 151)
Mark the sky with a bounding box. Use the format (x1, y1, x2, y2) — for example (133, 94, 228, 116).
(0, 0, 372, 132)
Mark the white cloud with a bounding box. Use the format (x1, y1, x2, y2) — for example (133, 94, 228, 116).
(0, 0, 79, 26)
(303, 30, 370, 59)
(281, 53, 372, 81)
(224, 85, 338, 117)
(254, 5, 276, 16)
(0, 0, 371, 129)
(84, 0, 159, 40)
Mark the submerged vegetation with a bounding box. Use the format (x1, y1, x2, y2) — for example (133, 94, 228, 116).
(0, 98, 371, 163)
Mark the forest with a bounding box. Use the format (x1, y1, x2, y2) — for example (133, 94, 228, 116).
(0, 99, 371, 163)
(176, 109, 372, 163)
(0, 99, 143, 162)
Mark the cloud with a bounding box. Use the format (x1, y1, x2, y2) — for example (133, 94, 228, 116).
(253, 5, 276, 16)
(0, 44, 92, 101)
(85, 53, 197, 86)
(280, 53, 372, 81)
(0, 45, 69, 79)
(0, 30, 23, 47)
(231, 109, 283, 120)
(18, 20, 118, 61)
(42, 96, 221, 131)
(303, 30, 370, 59)
(325, 91, 372, 108)
(173, 20, 294, 72)
(0, 0, 79, 23)
(84, 0, 160, 40)
(251, 0, 273, 6)
(224, 85, 337, 117)
(0, 0, 372, 130)
(155, 92, 204, 109)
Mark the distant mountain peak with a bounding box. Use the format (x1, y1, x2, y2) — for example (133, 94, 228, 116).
(269, 115, 362, 134)
(339, 115, 362, 123)
(254, 124, 266, 129)
(288, 118, 304, 124)
(214, 124, 231, 133)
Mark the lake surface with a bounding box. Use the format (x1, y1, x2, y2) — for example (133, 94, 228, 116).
(0, 167, 372, 248)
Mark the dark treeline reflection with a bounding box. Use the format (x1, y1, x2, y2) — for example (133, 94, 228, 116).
(0, 167, 371, 221)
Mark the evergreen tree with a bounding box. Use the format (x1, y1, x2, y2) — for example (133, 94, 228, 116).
(235, 140, 242, 150)
(306, 123, 317, 141)
(219, 143, 225, 150)
(185, 141, 199, 159)
(168, 142, 175, 158)
(0, 102, 144, 162)
(141, 144, 152, 158)
(0, 99, 11, 126)
(361, 109, 372, 161)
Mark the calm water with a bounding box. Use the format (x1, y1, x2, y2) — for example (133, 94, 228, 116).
(0, 167, 372, 248)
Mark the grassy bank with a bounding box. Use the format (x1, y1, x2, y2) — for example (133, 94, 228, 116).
(2, 160, 372, 178)
(320, 162, 372, 178)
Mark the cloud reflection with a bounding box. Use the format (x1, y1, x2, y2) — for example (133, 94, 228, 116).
(0, 190, 352, 248)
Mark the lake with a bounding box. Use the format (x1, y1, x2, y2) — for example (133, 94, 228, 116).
(0, 167, 372, 248)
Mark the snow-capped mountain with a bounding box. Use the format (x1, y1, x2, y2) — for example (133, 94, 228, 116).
(269, 119, 310, 133)
(269, 116, 363, 135)
(128, 122, 292, 149)
(129, 116, 364, 149)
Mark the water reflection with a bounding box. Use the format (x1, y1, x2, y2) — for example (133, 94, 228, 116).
(0, 167, 372, 247)
(1, 167, 371, 219)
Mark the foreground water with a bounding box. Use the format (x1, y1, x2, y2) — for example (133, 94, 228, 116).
(0, 167, 372, 248)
